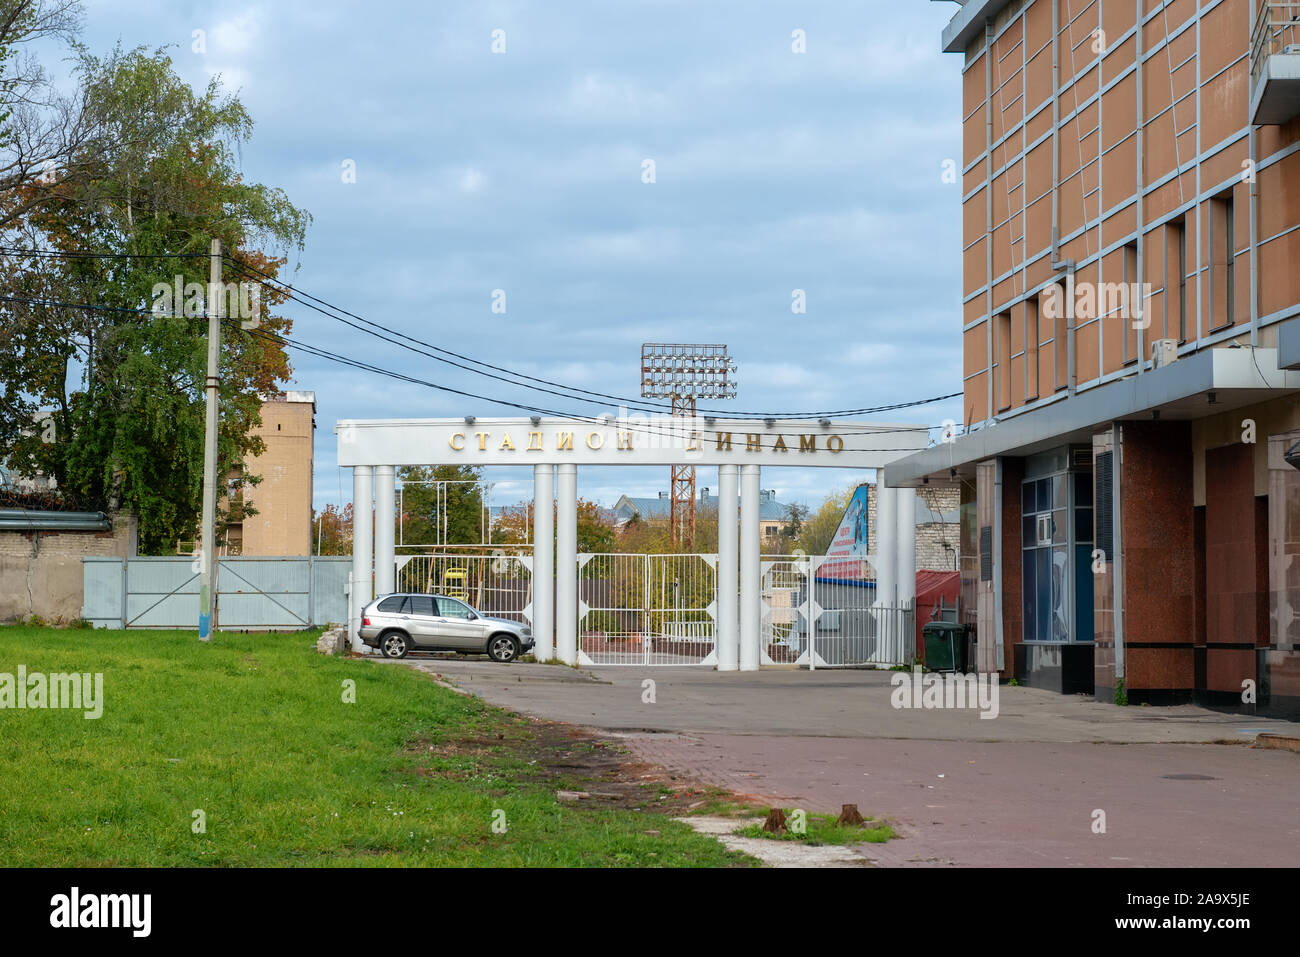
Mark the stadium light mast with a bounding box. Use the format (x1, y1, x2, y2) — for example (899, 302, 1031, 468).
(640, 343, 737, 548)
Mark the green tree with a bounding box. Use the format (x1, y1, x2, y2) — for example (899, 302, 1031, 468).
(0, 44, 309, 552)
(797, 486, 854, 556)
(396, 466, 485, 549)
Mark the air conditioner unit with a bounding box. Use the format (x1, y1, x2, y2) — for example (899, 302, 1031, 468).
(1151, 338, 1179, 368)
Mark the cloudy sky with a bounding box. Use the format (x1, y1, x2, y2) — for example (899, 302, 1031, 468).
(70, 0, 965, 517)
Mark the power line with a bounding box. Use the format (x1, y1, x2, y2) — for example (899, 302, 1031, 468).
(223, 254, 961, 420)
(0, 245, 208, 261)
(0, 243, 962, 419)
(0, 290, 944, 442)
(229, 319, 932, 449)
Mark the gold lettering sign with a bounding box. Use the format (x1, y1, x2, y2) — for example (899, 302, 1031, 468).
(773, 435, 788, 452)
(799, 434, 816, 452)
(746, 434, 761, 451)
(499, 433, 515, 451)
(827, 435, 844, 452)
(686, 432, 702, 451)
(527, 431, 544, 451)
(586, 432, 604, 450)
(716, 432, 732, 451)
(449, 432, 466, 451)
(476, 432, 490, 451)
(617, 432, 633, 450)
(557, 432, 573, 450)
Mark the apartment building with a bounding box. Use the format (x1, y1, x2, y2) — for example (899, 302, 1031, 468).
(889, 0, 1300, 716)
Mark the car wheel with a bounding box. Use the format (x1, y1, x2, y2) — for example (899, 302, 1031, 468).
(381, 631, 409, 659)
(487, 634, 519, 663)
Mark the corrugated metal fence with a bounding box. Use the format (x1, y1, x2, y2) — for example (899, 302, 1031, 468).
(82, 556, 349, 630)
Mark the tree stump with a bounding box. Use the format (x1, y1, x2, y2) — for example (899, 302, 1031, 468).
(762, 808, 787, 833)
(837, 803, 865, 827)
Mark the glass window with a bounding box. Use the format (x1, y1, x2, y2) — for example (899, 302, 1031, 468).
(1051, 546, 1069, 641)
(377, 596, 406, 613)
(1052, 475, 1067, 509)
(1075, 507, 1093, 542)
(1023, 515, 1037, 547)
(1023, 557, 1037, 641)
(437, 598, 474, 619)
(408, 595, 435, 617)
(1073, 472, 1092, 503)
(1052, 509, 1068, 544)
(1023, 482, 1037, 513)
(1036, 548, 1051, 641)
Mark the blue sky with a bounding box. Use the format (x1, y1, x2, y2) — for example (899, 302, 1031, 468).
(70, 0, 965, 515)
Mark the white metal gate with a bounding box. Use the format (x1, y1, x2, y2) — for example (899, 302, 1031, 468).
(394, 549, 533, 625)
(578, 553, 717, 665)
(762, 554, 916, 668)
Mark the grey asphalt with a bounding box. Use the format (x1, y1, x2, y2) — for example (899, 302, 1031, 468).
(381, 655, 1300, 866)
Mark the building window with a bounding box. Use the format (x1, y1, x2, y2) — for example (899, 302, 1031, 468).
(1211, 191, 1235, 330)
(1054, 291, 1069, 392)
(1021, 451, 1094, 643)
(996, 310, 1012, 411)
(1123, 242, 1139, 365)
(1170, 217, 1187, 343)
(1025, 297, 1039, 401)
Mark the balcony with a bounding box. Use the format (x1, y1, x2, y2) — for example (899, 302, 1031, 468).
(1251, 2, 1300, 125)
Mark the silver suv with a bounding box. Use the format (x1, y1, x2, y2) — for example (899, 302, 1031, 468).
(359, 593, 534, 662)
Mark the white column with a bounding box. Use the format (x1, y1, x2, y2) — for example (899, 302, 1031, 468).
(373, 466, 395, 597)
(896, 486, 916, 611)
(875, 480, 897, 607)
(532, 464, 555, 662)
(716, 465, 739, 671)
(350, 465, 374, 652)
(555, 464, 578, 666)
(739, 464, 762, 672)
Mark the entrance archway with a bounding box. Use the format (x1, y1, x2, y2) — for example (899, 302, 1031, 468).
(338, 416, 928, 671)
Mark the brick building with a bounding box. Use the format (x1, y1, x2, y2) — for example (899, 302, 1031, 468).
(889, 0, 1300, 716)
(223, 392, 317, 556)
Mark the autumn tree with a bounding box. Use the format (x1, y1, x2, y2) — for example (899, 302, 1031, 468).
(313, 503, 352, 556)
(0, 44, 309, 552)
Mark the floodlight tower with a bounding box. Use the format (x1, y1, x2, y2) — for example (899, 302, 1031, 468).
(640, 343, 738, 548)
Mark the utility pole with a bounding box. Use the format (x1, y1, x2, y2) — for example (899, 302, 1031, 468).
(198, 238, 223, 641)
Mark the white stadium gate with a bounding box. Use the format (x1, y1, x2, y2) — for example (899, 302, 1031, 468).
(341, 415, 926, 671)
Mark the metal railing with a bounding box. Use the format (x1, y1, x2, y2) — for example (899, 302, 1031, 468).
(579, 552, 717, 665)
(393, 549, 533, 623)
(1252, 1, 1300, 88)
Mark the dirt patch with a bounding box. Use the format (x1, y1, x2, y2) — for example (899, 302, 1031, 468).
(404, 715, 742, 814)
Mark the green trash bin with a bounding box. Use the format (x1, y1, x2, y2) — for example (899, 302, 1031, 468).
(923, 622, 966, 673)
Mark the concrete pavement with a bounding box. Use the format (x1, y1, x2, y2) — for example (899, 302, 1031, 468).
(385, 656, 1300, 866)
(390, 656, 1295, 744)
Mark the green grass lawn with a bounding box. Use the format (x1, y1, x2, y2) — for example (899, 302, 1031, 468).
(0, 626, 751, 867)
(734, 812, 895, 846)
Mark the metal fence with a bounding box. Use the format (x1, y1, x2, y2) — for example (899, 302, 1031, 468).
(763, 554, 916, 668)
(394, 549, 533, 624)
(82, 556, 349, 630)
(379, 549, 913, 668)
(578, 553, 717, 665)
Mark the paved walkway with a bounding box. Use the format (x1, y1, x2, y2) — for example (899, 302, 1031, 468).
(386, 656, 1300, 866)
